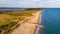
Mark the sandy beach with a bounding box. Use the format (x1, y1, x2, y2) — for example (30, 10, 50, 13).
(10, 10, 42, 34)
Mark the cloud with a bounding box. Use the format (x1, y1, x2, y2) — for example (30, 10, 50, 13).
(0, 0, 60, 8)
(32, 0, 39, 2)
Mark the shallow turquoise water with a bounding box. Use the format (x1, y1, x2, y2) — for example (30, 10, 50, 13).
(39, 8, 60, 34)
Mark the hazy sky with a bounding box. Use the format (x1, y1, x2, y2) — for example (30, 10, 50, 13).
(0, 0, 60, 8)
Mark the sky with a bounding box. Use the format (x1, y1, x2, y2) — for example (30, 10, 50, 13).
(0, 0, 60, 8)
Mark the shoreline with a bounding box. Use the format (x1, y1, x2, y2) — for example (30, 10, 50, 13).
(10, 10, 42, 34)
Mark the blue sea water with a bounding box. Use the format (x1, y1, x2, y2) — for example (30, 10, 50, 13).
(39, 8, 60, 34)
(0, 8, 26, 10)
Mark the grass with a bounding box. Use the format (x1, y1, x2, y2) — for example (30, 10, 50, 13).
(0, 9, 39, 34)
(0, 10, 38, 25)
(0, 14, 25, 26)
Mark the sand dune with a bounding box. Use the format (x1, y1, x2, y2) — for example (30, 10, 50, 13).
(10, 10, 42, 34)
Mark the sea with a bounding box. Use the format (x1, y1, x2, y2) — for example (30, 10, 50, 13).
(39, 8, 60, 34)
(0, 7, 26, 10)
(0, 8, 60, 34)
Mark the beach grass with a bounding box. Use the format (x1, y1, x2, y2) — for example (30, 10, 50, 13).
(0, 10, 38, 25)
(0, 9, 38, 34)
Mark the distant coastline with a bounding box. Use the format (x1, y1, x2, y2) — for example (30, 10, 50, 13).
(0, 8, 26, 10)
(0, 7, 41, 10)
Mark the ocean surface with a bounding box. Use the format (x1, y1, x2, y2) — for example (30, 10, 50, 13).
(39, 8, 60, 34)
(0, 8, 26, 10)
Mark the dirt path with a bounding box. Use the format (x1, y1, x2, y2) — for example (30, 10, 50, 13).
(10, 11, 42, 34)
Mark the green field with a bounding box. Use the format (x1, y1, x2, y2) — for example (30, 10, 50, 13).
(0, 9, 39, 34)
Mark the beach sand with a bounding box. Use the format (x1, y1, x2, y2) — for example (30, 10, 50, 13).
(10, 10, 42, 34)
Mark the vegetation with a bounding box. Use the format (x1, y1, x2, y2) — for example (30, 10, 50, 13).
(0, 9, 39, 34)
(0, 22, 17, 34)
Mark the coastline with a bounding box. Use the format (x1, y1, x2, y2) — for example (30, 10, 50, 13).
(10, 10, 42, 34)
